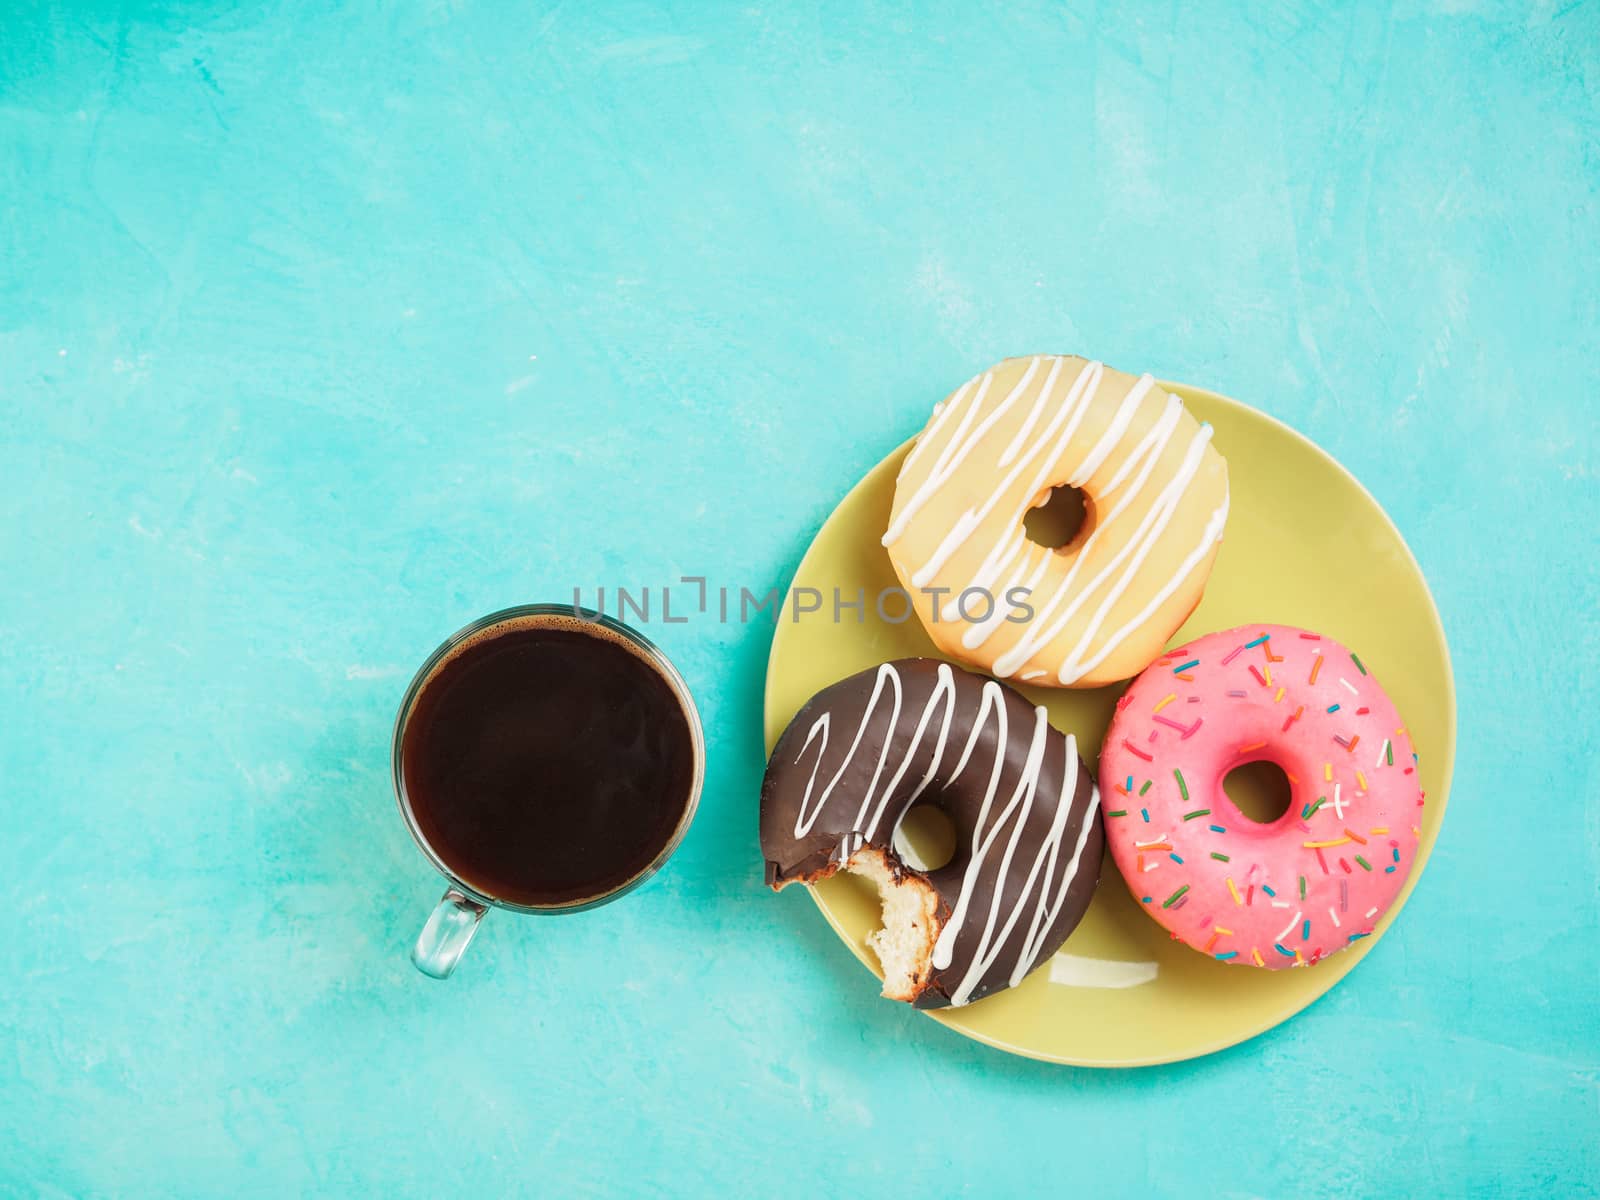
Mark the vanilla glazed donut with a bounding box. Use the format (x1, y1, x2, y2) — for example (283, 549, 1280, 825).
(882, 356, 1229, 687)
(1097, 624, 1424, 968)
(760, 659, 1102, 1008)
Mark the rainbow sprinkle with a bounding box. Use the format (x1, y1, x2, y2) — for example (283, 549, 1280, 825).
(1106, 628, 1410, 971)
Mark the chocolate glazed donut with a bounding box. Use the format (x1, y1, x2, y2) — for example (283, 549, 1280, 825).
(761, 659, 1103, 1008)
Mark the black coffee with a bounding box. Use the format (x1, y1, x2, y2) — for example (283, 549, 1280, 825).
(401, 617, 696, 907)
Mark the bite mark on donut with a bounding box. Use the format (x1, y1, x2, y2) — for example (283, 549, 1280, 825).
(764, 842, 947, 1002)
(760, 659, 1103, 1006)
(845, 847, 945, 1003)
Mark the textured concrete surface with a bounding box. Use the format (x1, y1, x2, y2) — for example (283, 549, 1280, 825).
(2, 1, 1597, 1195)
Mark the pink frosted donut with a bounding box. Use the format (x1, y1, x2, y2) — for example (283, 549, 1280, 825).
(1098, 624, 1424, 968)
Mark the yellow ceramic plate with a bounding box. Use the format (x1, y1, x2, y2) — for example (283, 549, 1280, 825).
(762, 380, 1455, 1066)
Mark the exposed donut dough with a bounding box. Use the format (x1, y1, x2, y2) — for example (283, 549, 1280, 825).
(760, 659, 1102, 1008)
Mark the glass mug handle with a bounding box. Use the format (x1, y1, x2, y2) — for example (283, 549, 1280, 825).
(411, 887, 488, 979)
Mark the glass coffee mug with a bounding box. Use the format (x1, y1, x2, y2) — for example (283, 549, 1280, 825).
(393, 604, 704, 978)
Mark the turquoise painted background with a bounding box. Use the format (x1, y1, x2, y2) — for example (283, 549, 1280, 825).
(3, 0, 1597, 1194)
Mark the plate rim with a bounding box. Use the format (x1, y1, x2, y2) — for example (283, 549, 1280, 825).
(761, 378, 1457, 1067)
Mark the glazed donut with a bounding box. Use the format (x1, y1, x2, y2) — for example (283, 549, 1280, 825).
(1098, 624, 1424, 968)
(761, 659, 1102, 1008)
(882, 355, 1229, 687)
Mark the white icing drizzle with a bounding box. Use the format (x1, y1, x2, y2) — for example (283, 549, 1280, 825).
(998, 413, 1226, 683)
(945, 366, 1156, 628)
(787, 662, 1095, 1007)
(886, 356, 1070, 555)
(959, 546, 1051, 651)
(883, 371, 995, 546)
(910, 356, 1090, 588)
(793, 713, 833, 837)
(887, 358, 1062, 548)
(862, 666, 958, 837)
(1056, 493, 1229, 684)
(930, 708, 1046, 975)
(1069, 373, 1157, 486)
(931, 723, 1101, 1005)
(996, 356, 1055, 466)
(898, 376, 975, 482)
(893, 360, 1227, 683)
(989, 396, 1188, 675)
(1008, 750, 1101, 991)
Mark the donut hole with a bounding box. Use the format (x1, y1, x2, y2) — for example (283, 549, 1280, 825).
(1023, 485, 1093, 552)
(1223, 760, 1294, 825)
(892, 804, 957, 871)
